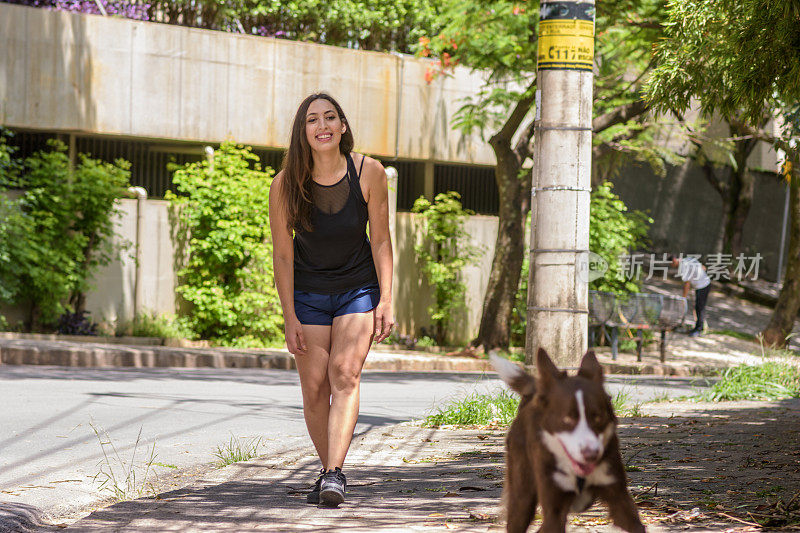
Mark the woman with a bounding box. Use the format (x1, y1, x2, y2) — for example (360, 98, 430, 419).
(268, 93, 394, 507)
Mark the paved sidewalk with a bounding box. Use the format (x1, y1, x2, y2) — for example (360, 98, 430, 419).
(19, 398, 798, 532)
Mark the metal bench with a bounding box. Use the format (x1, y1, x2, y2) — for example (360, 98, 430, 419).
(588, 291, 687, 362)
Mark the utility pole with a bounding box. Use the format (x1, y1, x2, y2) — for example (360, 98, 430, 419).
(526, 1, 595, 367)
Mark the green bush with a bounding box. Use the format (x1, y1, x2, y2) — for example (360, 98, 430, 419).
(412, 192, 480, 345)
(166, 142, 281, 344)
(589, 182, 652, 294)
(0, 132, 130, 329)
(125, 312, 195, 340)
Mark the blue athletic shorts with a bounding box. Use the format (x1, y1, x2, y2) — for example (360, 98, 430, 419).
(294, 284, 380, 326)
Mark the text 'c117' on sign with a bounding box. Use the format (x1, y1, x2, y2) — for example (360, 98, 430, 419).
(537, 2, 595, 71)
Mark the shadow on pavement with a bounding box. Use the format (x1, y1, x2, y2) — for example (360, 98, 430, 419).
(62, 427, 504, 532)
(622, 398, 800, 529)
(0, 501, 49, 533)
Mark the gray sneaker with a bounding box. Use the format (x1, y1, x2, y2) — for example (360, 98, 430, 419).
(306, 468, 325, 504)
(319, 467, 347, 506)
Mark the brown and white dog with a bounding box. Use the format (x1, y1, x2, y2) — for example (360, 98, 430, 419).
(491, 348, 645, 533)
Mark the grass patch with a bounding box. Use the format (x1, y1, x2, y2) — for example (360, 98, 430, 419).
(612, 390, 643, 417)
(710, 329, 758, 342)
(424, 389, 520, 427)
(213, 435, 263, 467)
(492, 349, 525, 363)
(698, 361, 800, 401)
(90, 423, 158, 501)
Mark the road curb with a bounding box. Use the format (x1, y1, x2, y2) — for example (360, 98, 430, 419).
(0, 338, 724, 376)
(0, 339, 295, 370)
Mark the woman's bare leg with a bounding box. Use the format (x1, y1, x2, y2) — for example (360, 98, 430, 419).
(295, 324, 332, 468)
(326, 310, 374, 469)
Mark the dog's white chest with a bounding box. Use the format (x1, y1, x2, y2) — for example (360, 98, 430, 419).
(571, 485, 594, 513)
(552, 464, 615, 513)
(551, 461, 616, 492)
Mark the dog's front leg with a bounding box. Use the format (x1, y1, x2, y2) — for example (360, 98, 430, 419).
(504, 443, 538, 533)
(599, 484, 646, 533)
(536, 490, 570, 533)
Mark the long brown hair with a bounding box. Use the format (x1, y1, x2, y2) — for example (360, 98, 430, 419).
(280, 93, 354, 232)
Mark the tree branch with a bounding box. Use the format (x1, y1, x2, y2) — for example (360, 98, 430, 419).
(728, 118, 792, 155)
(513, 119, 536, 162)
(701, 160, 726, 195)
(628, 21, 662, 30)
(592, 99, 650, 133)
(490, 79, 537, 147)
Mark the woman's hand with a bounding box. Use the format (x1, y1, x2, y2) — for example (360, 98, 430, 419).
(284, 315, 307, 355)
(373, 300, 394, 344)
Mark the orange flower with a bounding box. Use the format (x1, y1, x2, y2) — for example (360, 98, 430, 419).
(424, 68, 435, 84)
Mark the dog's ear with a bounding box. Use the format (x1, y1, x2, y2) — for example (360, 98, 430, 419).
(490, 352, 536, 398)
(536, 347, 562, 389)
(577, 349, 604, 384)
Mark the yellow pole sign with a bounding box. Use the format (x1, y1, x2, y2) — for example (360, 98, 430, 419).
(537, 2, 595, 71)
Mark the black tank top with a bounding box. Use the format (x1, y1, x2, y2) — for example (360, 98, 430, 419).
(293, 153, 379, 294)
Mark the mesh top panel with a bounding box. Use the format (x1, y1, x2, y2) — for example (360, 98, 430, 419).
(312, 175, 350, 215)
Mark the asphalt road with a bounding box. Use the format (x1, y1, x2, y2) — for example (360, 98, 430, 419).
(0, 364, 712, 523)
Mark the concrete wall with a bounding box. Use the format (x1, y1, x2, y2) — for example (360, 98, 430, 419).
(614, 162, 789, 281)
(0, 196, 176, 330)
(0, 3, 495, 166)
(85, 198, 176, 326)
(393, 212, 498, 345)
(85, 206, 497, 342)
(0, 194, 498, 342)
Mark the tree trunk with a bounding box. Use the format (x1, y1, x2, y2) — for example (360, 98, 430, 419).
(723, 130, 758, 257)
(70, 233, 98, 315)
(762, 170, 800, 347)
(26, 301, 39, 333)
(724, 167, 754, 258)
(471, 144, 530, 352)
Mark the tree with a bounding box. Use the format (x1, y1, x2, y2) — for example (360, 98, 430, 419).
(9, 0, 446, 54)
(687, 114, 770, 258)
(167, 142, 282, 346)
(646, 0, 800, 347)
(0, 137, 130, 330)
(412, 192, 480, 345)
(418, 0, 674, 351)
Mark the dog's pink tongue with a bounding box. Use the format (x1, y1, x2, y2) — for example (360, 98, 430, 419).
(575, 461, 596, 477)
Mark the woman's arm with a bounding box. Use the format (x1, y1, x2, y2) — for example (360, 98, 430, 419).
(269, 172, 306, 354)
(360, 154, 395, 343)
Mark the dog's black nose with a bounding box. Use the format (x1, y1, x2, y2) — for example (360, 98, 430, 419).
(581, 445, 601, 463)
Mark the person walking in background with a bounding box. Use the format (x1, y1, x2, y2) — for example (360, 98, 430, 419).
(670, 255, 711, 337)
(268, 93, 394, 507)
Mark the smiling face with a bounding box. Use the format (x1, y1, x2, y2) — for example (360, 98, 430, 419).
(305, 98, 346, 153)
(532, 349, 617, 479)
(541, 385, 616, 477)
